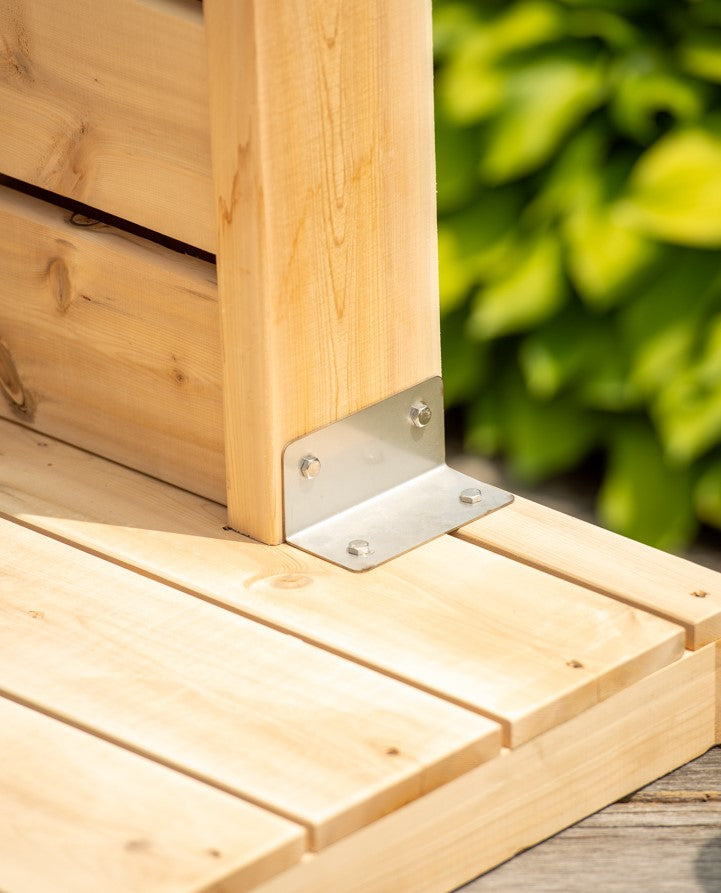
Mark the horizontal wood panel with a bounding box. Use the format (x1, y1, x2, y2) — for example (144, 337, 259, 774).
(0, 696, 305, 893)
(455, 497, 721, 650)
(0, 0, 215, 250)
(252, 647, 718, 893)
(0, 421, 686, 748)
(0, 513, 500, 850)
(0, 184, 225, 501)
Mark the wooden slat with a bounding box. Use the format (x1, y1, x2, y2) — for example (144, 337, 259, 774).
(0, 184, 225, 501)
(0, 420, 686, 748)
(460, 748, 721, 892)
(204, 0, 442, 542)
(251, 647, 718, 893)
(0, 513, 500, 851)
(0, 0, 214, 250)
(455, 496, 721, 649)
(0, 696, 305, 893)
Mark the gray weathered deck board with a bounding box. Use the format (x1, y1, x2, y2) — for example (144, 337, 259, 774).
(461, 746, 721, 892)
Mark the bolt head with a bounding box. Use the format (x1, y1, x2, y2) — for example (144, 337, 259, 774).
(347, 539, 372, 557)
(409, 401, 432, 428)
(299, 454, 321, 479)
(460, 487, 482, 505)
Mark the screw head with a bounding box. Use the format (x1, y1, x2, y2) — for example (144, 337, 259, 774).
(347, 539, 372, 557)
(409, 401, 432, 428)
(460, 487, 482, 505)
(299, 454, 321, 479)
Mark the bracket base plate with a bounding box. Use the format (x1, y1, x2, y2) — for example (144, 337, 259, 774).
(283, 377, 513, 571)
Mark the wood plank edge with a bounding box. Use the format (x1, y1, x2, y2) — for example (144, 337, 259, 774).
(453, 525, 719, 651)
(0, 683, 313, 849)
(0, 692, 308, 893)
(248, 646, 717, 893)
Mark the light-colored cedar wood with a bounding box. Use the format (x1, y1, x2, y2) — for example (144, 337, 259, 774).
(0, 0, 214, 250)
(251, 646, 717, 893)
(455, 496, 721, 649)
(204, 0, 442, 543)
(0, 421, 686, 748)
(0, 514, 501, 851)
(461, 748, 721, 892)
(717, 642, 721, 743)
(0, 184, 225, 501)
(0, 696, 305, 893)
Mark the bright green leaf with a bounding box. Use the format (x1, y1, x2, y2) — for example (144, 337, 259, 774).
(598, 420, 698, 551)
(480, 52, 607, 183)
(620, 128, 721, 246)
(653, 314, 721, 463)
(468, 232, 567, 339)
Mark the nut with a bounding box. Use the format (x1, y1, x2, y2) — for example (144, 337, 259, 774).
(460, 487, 482, 505)
(299, 455, 321, 479)
(409, 401, 432, 428)
(347, 539, 372, 557)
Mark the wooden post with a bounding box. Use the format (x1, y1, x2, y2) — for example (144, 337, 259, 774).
(204, 0, 441, 544)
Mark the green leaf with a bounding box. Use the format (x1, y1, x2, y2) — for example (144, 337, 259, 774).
(598, 420, 698, 551)
(610, 54, 707, 143)
(519, 305, 603, 399)
(563, 203, 659, 309)
(441, 308, 488, 408)
(435, 116, 480, 215)
(466, 366, 599, 482)
(652, 314, 721, 463)
(438, 188, 525, 313)
(679, 29, 721, 84)
(694, 455, 721, 530)
(468, 232, 567, 339)
(620, 249, 721, 396)
(620, 128, 721, 246)
(480, 51, 607, 184)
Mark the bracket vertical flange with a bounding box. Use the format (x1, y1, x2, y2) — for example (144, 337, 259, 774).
(283, 376, 513, 571)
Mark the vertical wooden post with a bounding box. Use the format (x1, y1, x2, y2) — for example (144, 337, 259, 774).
(204, 0, 441, 544)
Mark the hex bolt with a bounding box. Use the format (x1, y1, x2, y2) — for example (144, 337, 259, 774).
(299, 454, 321, 479)
(347, 539, 372, 557)
(409, 401, 432, 428)
(460, 487, 482, 505)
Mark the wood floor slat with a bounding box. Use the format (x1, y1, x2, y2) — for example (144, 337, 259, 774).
(0, 513, 499, 851)
(0, 695, 305, 893)
(0, 420, 686, 747)
(455, 496, 721, 649)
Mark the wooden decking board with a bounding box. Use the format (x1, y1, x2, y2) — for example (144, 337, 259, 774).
(0, 0, 214, 250)
(0, 183, 225, 502)
(0, 513, 501, 851)
(0, 695, 306, 893)
(250, 646, 718, 893)
(461, 747, 721, 892)
(456, 496, 721, 649)
(0, 420, 685, 747)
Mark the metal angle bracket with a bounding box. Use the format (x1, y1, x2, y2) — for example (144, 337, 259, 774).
(282, 376, 513, 571)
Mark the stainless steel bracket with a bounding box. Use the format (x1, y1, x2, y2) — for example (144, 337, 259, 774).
(283, 376, 513, 571)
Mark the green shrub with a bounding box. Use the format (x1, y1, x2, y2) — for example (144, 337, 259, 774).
(435, 0, 721, 551)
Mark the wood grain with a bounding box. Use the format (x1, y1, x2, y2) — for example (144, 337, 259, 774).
(0, 421, 686, 748)
(461, 747, 721, 892)
(0, 0, 214, 249)
(456, 495, 721, 649)
(204, 0, 442, 542)
(0, 696, 305, 893)
(0, 513, 500, 851)
(250, 647, 718, 893)
(0, 183, 225, 501)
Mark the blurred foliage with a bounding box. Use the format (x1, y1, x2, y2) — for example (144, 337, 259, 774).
(435, 0, 721, 551)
